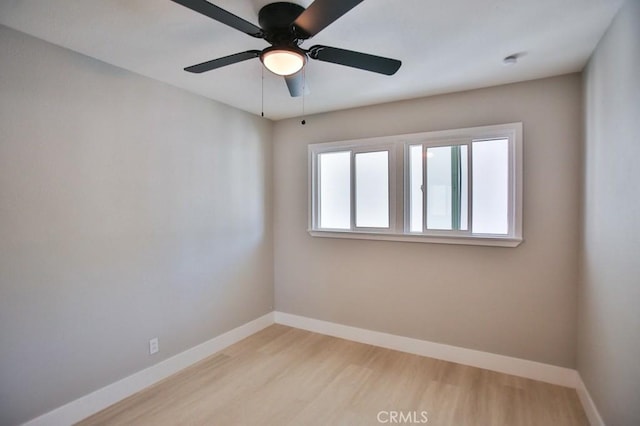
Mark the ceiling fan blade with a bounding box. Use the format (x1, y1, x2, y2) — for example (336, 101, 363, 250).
(308, 45, 401, 75)
(284, 72, 310, 97)
(294, 0, 364, 38)
(184, 50, 261, 73)
(171, 0, 263, 38)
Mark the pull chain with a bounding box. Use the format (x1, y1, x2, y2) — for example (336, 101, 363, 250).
(301, 67, 306, 125)
(261, 65, 264, 117)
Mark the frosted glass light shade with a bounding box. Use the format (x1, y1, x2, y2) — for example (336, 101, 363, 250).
(261, 47, 305, 76)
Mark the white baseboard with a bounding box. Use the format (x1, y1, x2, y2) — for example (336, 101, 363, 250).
(23, 312, 275, 426)
(274, 312, 608, 424)
(575, 375, 605, 426)
(24, 311, 603, 426)
(274, 312, 579, 388)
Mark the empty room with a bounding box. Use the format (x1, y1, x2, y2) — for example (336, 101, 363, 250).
(1, 0, 638, 425)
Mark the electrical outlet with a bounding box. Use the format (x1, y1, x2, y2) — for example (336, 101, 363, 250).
(149, 337, 159, 355)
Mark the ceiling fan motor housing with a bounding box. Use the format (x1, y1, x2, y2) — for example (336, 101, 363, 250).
(259, 2, 306, 46)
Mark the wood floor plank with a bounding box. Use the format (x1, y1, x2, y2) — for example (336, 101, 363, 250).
(77, 325, 588, 425)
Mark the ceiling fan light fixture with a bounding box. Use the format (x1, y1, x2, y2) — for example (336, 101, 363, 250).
(261, 46, 306, 76)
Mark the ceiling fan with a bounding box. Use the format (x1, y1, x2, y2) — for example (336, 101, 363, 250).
(171, 0, 402, 97)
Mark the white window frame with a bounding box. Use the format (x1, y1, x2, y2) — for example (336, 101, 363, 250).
(309, 123, 523, 247)
(309, 139, 398, 234)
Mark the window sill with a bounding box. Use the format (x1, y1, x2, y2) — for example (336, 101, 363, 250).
(308, 230, 522, 247)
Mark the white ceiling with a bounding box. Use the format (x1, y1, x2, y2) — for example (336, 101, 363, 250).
(0, 0, 624, 120)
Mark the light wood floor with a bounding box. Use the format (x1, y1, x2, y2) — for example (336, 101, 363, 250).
(77, 325, 588, 425)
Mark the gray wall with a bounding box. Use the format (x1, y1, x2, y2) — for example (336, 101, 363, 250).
(0, 26, 273, 425)
(273, 74, 582, 368)
(579, 1, 640, 424)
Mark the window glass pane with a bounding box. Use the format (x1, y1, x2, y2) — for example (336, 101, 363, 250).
(319, 151, 351, 229)
(355, 151, 389, 228)
(427, 146, 452, 230)
(426, 145, 468, 230)
(472, 139, 509, 234)
(409, 145, 423, 232)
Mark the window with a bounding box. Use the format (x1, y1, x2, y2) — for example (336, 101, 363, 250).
(318, 151, 350, 229)
(312, 144, 396, 232)
(355, 151, 390, 228)
(309, 123, 523, 247)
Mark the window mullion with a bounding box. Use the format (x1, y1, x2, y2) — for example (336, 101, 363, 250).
(403, 143, 410, 233)
(350, 150, 356, 231)
(451, 145, 461, 231)
(422, 144, 428, 233)
(467, 140, 473, 235)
